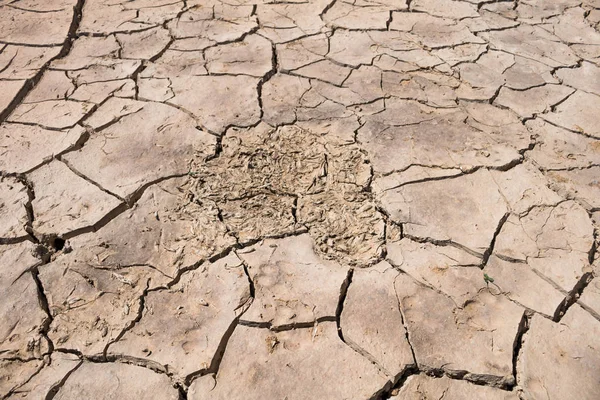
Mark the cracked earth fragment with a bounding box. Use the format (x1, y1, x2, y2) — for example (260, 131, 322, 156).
(340, 262, 415, 378)
(188, 323, 390, 399)
(323, 1, 397, 30)
(6, 352, 81, 400)
(391, 374, 519, 400)
(28, 160, 122, 238)
(518, 305, 600, 400)
(237, 234, 347, 328)
(0, 124, 84, 173)
(63, 177, 235, 276)
(381, 169, 509, 254)
(393, 271, 521, 388)
(579, 277, 600, 320)
(0, 1, 76, 46)
(543, 91, 600, 139)
(0, 177, 29, 243)
(493, 201, 594, 292)
(40, 252, 169, 356)
(62, 99, 216, 200)
(38, 177, 235, 356)
(108, 253, 251, 378)
(256, 0, 326, 43)
(386, 239, 483, 305)
(0, 242, 48, 361)
(0, 359, 43, 399)
(52, 362, 180, 400)
(359, 101, 531, 174)
(8, 100, 93, 130)
(527, 118, 600, 170)
(169, 75, 261, 134)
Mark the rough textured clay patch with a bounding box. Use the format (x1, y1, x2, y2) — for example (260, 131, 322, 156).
(190, 123, 384, 266)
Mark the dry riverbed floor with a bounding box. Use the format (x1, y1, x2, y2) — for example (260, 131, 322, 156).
(1, 0, 600, 399)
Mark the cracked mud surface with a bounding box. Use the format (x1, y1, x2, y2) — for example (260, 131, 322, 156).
(1, 0, 600, 399)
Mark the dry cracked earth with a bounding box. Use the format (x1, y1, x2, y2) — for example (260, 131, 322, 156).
(1, 0, 600, 399)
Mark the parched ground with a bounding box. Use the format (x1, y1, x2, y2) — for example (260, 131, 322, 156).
(1, 0, 600, 399)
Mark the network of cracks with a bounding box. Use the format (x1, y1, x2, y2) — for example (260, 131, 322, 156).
(1, 0, 600, 399)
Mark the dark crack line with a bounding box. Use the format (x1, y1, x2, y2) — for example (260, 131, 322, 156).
(237, 316, 336, 332)
(402, 233, 484, 260)
(44, 360, 84, 400)
(257, 40, 279, 120)
(183, 318, 238, 386)
(331, 268, 400, 386)
(511, 310, 530, 387)
(481, 212, 510, 268)
(56, 158, 126, 202)
(319, 0, 338, 21)
(335, 268, 353, 341)
(30, 265, 55, 357)
(553, 271, 595, 322)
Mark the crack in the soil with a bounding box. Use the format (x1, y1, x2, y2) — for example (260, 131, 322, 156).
(30, 264, 55, 358)
(44, 360, 83, 400)
(480, 212, 511, 268)
(511, 310, 531, 388)
(335, 268, 353, 343)
(553, 271, 595, 322)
